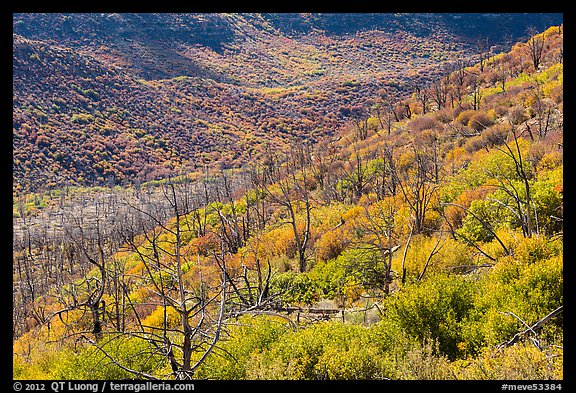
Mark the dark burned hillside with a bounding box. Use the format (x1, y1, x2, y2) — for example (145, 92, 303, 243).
(13, 14, 561, 85)
(14, 14, 561, 63)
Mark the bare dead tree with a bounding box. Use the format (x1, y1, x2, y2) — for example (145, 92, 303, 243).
(530, 82, 558, 140)
(119, 177, 227, 379)
(416, 235, 445, 282)
(470, 70, 483, 111)
(481, 123, 536, 238)
(59, 202, 115, 339)
(452, 59, 468, 103)
(431, 77, 449, 110)
(414, 83, 430, 114)
(476, 36, 491, 73)
(309, 139, 339, 202)
(391, 145, 441, 235)
(250, 142, 313, 273)
(400, 223, 414, 285)
(350, 107, 370, 141)
(497, 306, 562, 350)
(495, 60, 508, 93)
(212, 170, 245, 254)
(526, 27, 546, 71)
(337, 139, 380, 204)
(373, 143, 398, 201)
(371, 98, 395, 135)
(353, 196, 401, 295)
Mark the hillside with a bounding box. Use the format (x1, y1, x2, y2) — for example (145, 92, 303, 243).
(13, 13, 561, 82)
(12, 13, 562, 194)
(13, 24, 563, 381)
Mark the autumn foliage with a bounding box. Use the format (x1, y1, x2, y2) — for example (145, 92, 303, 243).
(13, 18, 563, 381)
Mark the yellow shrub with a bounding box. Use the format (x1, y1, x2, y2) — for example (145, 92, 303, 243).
(141, 305, 181, 330)
(452, 343, 562, 379)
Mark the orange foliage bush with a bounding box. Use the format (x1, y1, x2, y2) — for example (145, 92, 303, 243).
(444, 186, 493, 229)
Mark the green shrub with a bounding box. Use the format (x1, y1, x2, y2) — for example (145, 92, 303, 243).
(308, 258, 349, 301)
(246, 320, 398, 380)
(52, 336, 164, 380)
(332, 247, 389, 294)
(314, 342, 392, 379)
(382, 273, 476, 359)
(270, 271, 320, 305)
(14, 336, 165, 380)
(462, 251, 563, 354)
(195, 315, 292, 379)
(457, 198, 505, 243)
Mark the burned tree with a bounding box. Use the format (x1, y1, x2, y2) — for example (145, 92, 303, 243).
(118, 177, 227, 379)
(250, 142, 314, 273)
(526, 27, 546, 71)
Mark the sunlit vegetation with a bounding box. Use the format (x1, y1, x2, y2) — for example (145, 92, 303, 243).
(13, 16, 562, 381)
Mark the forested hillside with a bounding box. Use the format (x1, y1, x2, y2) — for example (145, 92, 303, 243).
(13, 13, 561, 194)
(13, 22, 563, 381)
